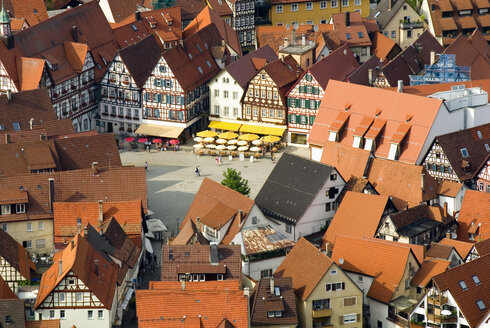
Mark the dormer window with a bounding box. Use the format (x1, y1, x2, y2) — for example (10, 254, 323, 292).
(346, 33, 351, 39)
(197, 66, 203, 74)
(486, 144, 490, 152)
(0, 124, 3, 130)
(16, 204, 25, 213)
(358, 32, 364, 38)
(1, 205, 11, 215)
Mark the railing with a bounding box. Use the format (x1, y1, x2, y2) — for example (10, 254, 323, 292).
(400, 21, 424, 29)
(427, 295, 448, 306)
(388, 313, 410, 328)
(312, 308, 332, 318)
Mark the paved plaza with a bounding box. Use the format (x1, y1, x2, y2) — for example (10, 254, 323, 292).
(120, 145, 309, 236)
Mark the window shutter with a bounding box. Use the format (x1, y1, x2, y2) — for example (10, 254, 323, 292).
(339, 316, 344, 325)
(288, 114, 291, 123)
(295, 99, 300, 107)
(332, 284, 337, 291)
(166, 95, 171, 103)
(169, 80, 173, 88)
(144, 93, 148, 101)
(310, 115, 315, 125)
(357, 314, 361, 322)
(287, 97, 291, 106)
(306, 100, 310, 108)
(157, 94, 162, 103)
(153, 78, 157, 87)
(181, 96, 185, 105)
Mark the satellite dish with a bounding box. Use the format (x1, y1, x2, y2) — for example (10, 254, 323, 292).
(441, 310, 452, 316)
(339, 258, 344, 265)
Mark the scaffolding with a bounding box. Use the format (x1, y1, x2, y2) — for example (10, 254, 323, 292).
(409, 54, 471, 86)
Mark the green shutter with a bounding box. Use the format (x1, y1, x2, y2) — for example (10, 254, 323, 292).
(310, 115, 315, 125)
(287, 97, 291, 106)
(288, 114, 291, 123)
(296, 115, 301, 124)
(306, 99, 310, 108)
(295, 99, 300, 107)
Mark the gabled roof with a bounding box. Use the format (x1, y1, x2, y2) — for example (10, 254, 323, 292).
(105, 0, 146, 23)
(181, 177, 254, 244)
(440, 238, 476, 260)
(0, 276, 17, 299)
(3, 0, 49, 26)
(183, 6, 241, 56)
(320, 140, 371, 181)
(263, 55, 302, 88)
(457, 190, 490, 242)
(257, 24, 333, 53)
(35, 234, 119, 309)
(171, 219, 208, 245)
(437, 180, 463, 198)
(240, 225, 295, 255)
(433, 123, 490, 181)
(331, 11, 371, 47)
(475, 238, 490, 257)
(411, 259, 450, 287)
(25, 320, 61, 328)
(388, 204, 454, 236)
(136, 281, 248, 328)
(118, 34, 162, 88)
(250, 277, 298, 326)
(0, 228, 35, 281)
(347, 55, 385, 86)
(255, 153, 336, 224)
(225, 45, 278, 89)
(335, 176, 378, 205)
(274, 238, 334, 301)
(366, 159, 439, 209)
(207, 0, 233, 16)
(432, 254, 490, 328)
(371, 32, 400, 61)
(368, 0, 413, 29)
(161, 244, 241, 280)
(309, 80, 443, 164)
(332, 235, 417, 304)
(426, 243, 458, 260)
(443, 33, 490, 80)
(16, 57, 45, 91)
(324, 192, 390, 245)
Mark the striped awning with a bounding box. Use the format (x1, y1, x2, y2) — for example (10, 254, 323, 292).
(208, 121, 241, 131)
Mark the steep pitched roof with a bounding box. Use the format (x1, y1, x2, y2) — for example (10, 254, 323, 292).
(0, 228, 35, 281)
(309, 80, 443, 165)
(434, 123, 490, 181)
(371, 32, 399, 61)
(368, 0, 413, 29)
(332, 235, 416, 304)
(274, 238, 334, 301)
(475, 238, 490, 257)
(366, 158, 439, 209)
(171, 219, 208, 245)
(324, 192, 389, 245)
(443, 33, 490, 80)
(255, 153, 335, 224)
(263, 55, 302, 89)
(118, 34, 163, 88)
(411, 259, 450, 287)
(347, 54, 384, 86)
(331, 11, 371, 47)
(4, 0, 49, 26)
(206, 0, 233, 16)
(432, 254, 490, 328)
(105, 0, 145, 23)
(320, 140, 371, 181)
(257, 24, 333, 53)
(34, 235, 119, 309)
(136, 282, 248, 328)
(181, 177, 254, 245)
(225, 45, 278, 89)
(25, 320, 61, 328)
(437, 180, 463, 198)
(240, 225, 295, 255)
(426, 243, 457, 260)
(250, 277, 298, 326)
(457, 190, 490, 242)
(0, 276, 17, 299)
(439, 238, 476, 260)
(388, 204, 454, 236)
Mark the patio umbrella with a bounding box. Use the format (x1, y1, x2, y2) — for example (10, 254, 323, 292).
(124, 137, 135, 142)
(137, 138, 148, 143)
(196, 130, 218, 138)
(239, 133, 259, 141)
(206, 144, 216, 149)
(193, 137, 204, 143)
(218, 132, 239, 139)
(193, 144, 204, 149)
(216, 139, 227, 144)
(216, 145, 227, 150)
(227, 145, 237, 150)
(227, 139, 238, 145)
(251, 139, 262, 146)
(169, 139, 180, 145)
(204, 137, 215, 143)
(152, 138, 163, 144)
(250, 146, 261, 152)
(237, 140, 248, 146)
(261, 135, 281, 143)
(238, 146, 249, 151)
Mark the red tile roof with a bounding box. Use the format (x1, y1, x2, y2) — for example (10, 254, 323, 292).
(320, 140, 371, 181)
(332, 235, 417, 304)
(389, 79, 490, 98)
(171, 219, 208, 245)
(35, 234, 119, 310)
(439, 238, 476, 260)
(240, 225, 295, 255)
(274, 238, 334, 301)
(0, 276, 17, 299)
(25, 320, 61, 328)
(206, 0, 233, 16)
(4, 0, 49, 26)
(308, 80, 443, 164)
(411, 259, 450, 287)
(457, 190, 490, 242)
(331, 11, 371, 47)
(475, 238, 490, 257)
(437, 180, 463, 198)
(257, 24, 333, 53)
(0, 228, 35, 281)
(443, 33, 490, 80)
(149, 280, 239, 290)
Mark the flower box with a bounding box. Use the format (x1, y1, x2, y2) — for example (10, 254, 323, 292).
(122, 81, 129, 85)
(53, 93, 59, 98)
(125, 115, 131, 119)
(109, 79, 116, 83)
(127, 128, 132, 132)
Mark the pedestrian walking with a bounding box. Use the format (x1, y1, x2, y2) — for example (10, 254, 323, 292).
(271, 152, 275, 162)
(145, 161, 148, 170)
(219, 155, 222, 165)
(215, 157, 219, 165)
(195, 166, 200, 176)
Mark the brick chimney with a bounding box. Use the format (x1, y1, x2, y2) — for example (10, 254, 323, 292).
(98, 200, 103, 225)
(92, 161, 98, 175)
(4, 133, 9, 144)
(270, 276, 275, 295)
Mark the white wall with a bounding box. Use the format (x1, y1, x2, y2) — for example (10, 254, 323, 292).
(98, 0, 115, 23)
(241, 205, 295, 240)
(370, 298, 393, 328)
(311, 146, 323, 162)
(438, 185, 466, 218)
(243, 255, 287, 281)
(34, 308, 111, 328)
(208, 70, 244, 119)
(345, 272, 375, 305)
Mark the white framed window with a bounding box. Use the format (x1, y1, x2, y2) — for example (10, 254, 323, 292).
(233, 107, 238, 116)
(88, 310, 94, 320)
(59, 293, 65, 302)
(276, 4, 283, 12)
(253, 107, 258, 116)
(217, 274, 224, 281)
(286, 224, 292, 233)
(60, 310, 65, 319)
(344, 314, 357, 323)
(261, 108, 267, 117)
(199, 274, 205, 281)
(38, 221, 44, 230)
(224, 90, 229, 98)
(354, 0, 361, 5)
(214, 105, 220, 115)
(233, 92, 238, 99)
(306, 20, 313, 24)
(320, 0, 327, 8)
(224, 106, 230, 116)
(49, 310, 55, 319)
(22, 240, 32, 249)
(26, 222, 32, 231)
(214, 89, 219, 97)
(98, 310, 104, 319)
(306, 2, 313, 9)
(331, 0, 338, 7)
(342, 0, 348, 6)
(291, 3, 298, 11)
(16, 204, 25, 213)
(246, 106, 251, 115)
(76, 292, 82, 302)
(1, 204, 11, 215)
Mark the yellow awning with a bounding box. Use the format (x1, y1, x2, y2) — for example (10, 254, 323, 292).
(208, 121, 242, 131)
(135, 124, 184, 138)
(239, 124, 285, 136)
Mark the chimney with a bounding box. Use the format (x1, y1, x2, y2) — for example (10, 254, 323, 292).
(270, 276, 275, 295)
(6, 35, 14, 49)
(280, 56, 284, 63)
(71, 239, 74, 249)
(196, 217, 201, 231)
(302, 34, 306, 46)
(181, 280, 186, 290)
(443, 202, 448, 217)
(389, 0, 392, 10)
(84, 226, 88, 236)
(94, 259, 99, 276)
(446, 232, 451, 239)
(77, 217, 82, 234)
(421, 173, 425, 191)
(325, 241, 330, 254)
(29, 118, 34, 130)
(40, 133, 46, 141)
(48, 178, 55, 214)
(430, 50, 436, 66)
(135, 11, 142, 21)
(345, 12, 350, 27)
(98, 200, 103, 225)
(6, 89, 11, 102)
(238, 210, 244, 225)
(397, 80, 404, 93)
(71, 26, 79, 42)
(244, 287, 251, 328)
(283, 37, 289, 48)
(4, 133, 10, 144)
(368, 68, 373, 86)
(296, 69, 301, 79)
(58, 259, 63, 277)
(92, 161, 98, 175)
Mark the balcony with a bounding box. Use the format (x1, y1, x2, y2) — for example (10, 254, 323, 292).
(312, 308, 331, 318)
(400, 21, 424, 29)
(428, 295, 448, 306)
(388, 313, 410, 328)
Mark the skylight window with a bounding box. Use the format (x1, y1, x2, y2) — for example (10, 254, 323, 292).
(477, 130, 482, 139)
(274, 287, 280, 296)
(472, 275, 480, 285)
(206, 60, 211, 68)
(0, 124, 4, 131)
(477, 300, 486, 310)
(131, 24, 138, 31)
(346, 33, 351, 40)
(12, 122, 20, 131)
(485, 144, 490, 152)
(358, 32, 364, 38)
(460, 148, 469, 158)
(459, 280, 468, 290)
(197, 66, 203, 74)
(188, 53, 193, 59)
(196, 43, 203, 53)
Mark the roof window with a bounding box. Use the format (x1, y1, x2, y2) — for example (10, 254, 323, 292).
(188, 53, 193, 60)
(131, 24, 138, 31)
(12, 122, 20, 131)
(477, 130, 482, 139)
(0, 124, 4, 131)
(206, 60, 211, 68)
(459, 280, 468, 290)
(477, 300, 486, 310)
(358, 32, 364, 38)
(346, 33, 351, 40)
(472, 275, 480, 285)
(485, 144, 490, 152)
(196, 43, 203, 53)
(460, 148, 469, 158)
(197, 66, 203, 74)
(274, 286, 280, 296)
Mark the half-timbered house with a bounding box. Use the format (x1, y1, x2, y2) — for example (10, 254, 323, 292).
(422, 123, 490, 190)
(34, 235, 119, 328)
(241, 55, 302, 138)
(98, 35, 162, 136)
(137, 25, 221, 141)
(0, 228, 36, 294)
(226, 0, 255, 50)
(286, 45, 359, 145)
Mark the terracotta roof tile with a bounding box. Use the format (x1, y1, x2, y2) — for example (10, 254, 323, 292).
(257, 24, 333, 53)
(411, 259, 450, 287)
(426, 243, 456, 260)
(16, 57, 45, 91)
(34, 235, 119, 310)
(274, 238, 333, 301)
(324, 192, 389, 245)
(172, 219, 208, 245)
(432, 254, 490, 328)
(63, 42, 88, 73)
(0, 228, 35, 281)
(443, 33, 490, 80)
(4, 0, 49, 26)
(439, 238, 475, 260)
(105, 0, 145, 23)
(390, 78, 490, 98)
(474, 238, 490, 256)
(10, 17, 27, 32)
(437, 180, 463, 198)
(149, 280, 239, 290)
(240, 225, 295, 255)
(457, 190, 490, 242)
(335, 176, 376, 205)
(0, 276, 17, 299)
(331, 235, 417, 303)
(207, 0, 233, 16)
(173, 0, 207, 22)
(389, 204, 454, 234)
(136, 283, 248, 328)
(25, 320, 61, 328)
(331, 11, 371, 47)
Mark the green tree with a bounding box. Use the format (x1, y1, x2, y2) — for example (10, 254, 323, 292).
(221, 168, 251, 196)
